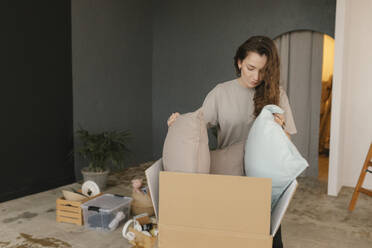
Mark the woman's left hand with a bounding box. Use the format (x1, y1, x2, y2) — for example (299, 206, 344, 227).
(273, 113, 285, 129)
(274, 113, 291, 139)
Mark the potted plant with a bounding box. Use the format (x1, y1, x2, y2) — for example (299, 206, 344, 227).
(76, 128, 131, 190)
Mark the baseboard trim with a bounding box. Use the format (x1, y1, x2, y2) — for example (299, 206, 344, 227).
(0, 175, 75, 203)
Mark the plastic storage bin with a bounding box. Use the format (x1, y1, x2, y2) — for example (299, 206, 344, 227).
(81, 194, 132, 231)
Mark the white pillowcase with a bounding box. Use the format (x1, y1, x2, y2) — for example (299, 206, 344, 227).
(244, 105, 308, 209)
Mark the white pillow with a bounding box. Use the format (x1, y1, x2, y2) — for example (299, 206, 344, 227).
(244, 105, 308, 209)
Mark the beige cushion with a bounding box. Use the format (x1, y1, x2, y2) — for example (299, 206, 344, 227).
(163, 109, 210, 174)
(210, 141, 245, 176)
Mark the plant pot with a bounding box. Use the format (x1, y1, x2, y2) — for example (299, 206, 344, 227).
(81, 168, 110, 191)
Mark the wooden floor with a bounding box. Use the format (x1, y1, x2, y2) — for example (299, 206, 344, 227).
(318, 154, 329, 182)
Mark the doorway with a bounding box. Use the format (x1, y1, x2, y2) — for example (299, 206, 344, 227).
(318, 34, 335, 182)
(274, 31, 334, 182)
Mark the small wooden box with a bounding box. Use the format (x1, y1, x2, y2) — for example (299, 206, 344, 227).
(56, 193, 102, 226)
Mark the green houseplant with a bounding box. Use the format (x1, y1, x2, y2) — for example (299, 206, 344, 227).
(76, 128, 131, 190)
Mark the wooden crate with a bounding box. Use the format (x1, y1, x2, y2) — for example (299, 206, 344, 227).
(56, 193, 102, 226)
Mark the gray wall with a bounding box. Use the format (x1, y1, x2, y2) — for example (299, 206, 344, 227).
(72, 0, 153, 179)
(152, 0, 336, 157)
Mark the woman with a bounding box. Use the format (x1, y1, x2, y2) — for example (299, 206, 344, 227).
(167, 36, 297, 248)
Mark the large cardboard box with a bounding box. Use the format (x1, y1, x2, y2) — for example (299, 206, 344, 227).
(146, 159, 297, 248)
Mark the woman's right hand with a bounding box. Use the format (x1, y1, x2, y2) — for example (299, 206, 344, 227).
(167, 112, 180, 127)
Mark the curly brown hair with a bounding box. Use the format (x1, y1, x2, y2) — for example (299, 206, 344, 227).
(234, 36, 280, 117)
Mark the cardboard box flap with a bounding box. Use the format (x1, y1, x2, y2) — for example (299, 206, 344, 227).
(145, 158, 163, 220)
(159, 223, 272, 248)
(271, 179, 298, 236)
(159, 171, 272, 235)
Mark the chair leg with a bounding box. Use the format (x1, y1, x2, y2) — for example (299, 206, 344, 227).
(348, 143, 372, 211)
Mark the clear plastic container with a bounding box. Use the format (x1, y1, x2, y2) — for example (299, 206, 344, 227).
(81, 194, 132, 231)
